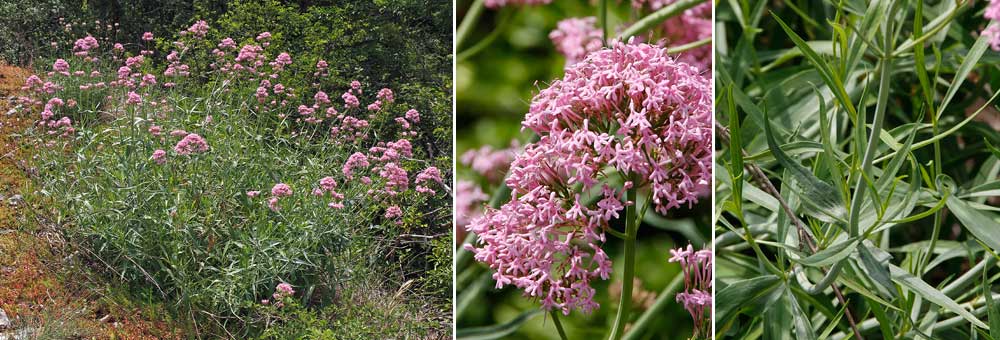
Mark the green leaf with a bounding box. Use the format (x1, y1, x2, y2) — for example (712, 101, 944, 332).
(858, 242, 897, 299)
(456, 309, 543, 340)
(946, 195, 1000, 253)
(937, 18, 994, 120)
(763, 110, 847, 223)
(717, 275, 783, 326)
(795, 237, 859, 267)
(772, 13, 857, 120)
(889, 263, 988, 329)
(985, 275, 1000, 339)
(787, 286, 818, 340)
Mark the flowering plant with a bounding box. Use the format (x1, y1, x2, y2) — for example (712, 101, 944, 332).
(456, 1, 712, 339)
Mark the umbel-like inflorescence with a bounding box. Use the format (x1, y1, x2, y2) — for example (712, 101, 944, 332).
(983, 0, 1000, 51)
(466, 41, 712, 315)
(670, 244, 712, 339)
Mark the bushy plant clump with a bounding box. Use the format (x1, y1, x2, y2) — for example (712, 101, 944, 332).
(15, 14, 451, 337)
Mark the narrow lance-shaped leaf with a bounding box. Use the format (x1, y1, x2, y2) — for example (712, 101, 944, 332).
(889, 263, 989, 329)
(456, 310, 543, 340)
(717, 275, 783, 326)
(764, 110, 847, 223)
(795, 236, 859, 267)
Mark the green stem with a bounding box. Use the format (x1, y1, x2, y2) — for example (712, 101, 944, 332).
(456, 0, 486, 50)
(848, 28, 893, 237)
(457, 9, 516, 61)
(666, 37, 712, 54)
(616, 0, 704, 41)
(550, 311, 570, 340)
(621, 274, 684, 340)
(608, 181, 638, 340)
(600, 0, 609, 46)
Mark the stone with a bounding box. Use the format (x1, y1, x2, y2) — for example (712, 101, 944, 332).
(0, 308, 9, 328)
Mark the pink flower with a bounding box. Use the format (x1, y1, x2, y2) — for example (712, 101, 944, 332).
(151, 149, 167, 164)
(384, 205, 403, 220)
(73, 35, 99, 54)
(126, 91, 142, 105)
(316, 60, 328, 70)
(377, 88, 394, 103)
(669, 244, 712, 339)
(379, 162, 408, 196)
(460, 143, 517, 183)
(173, 133, 209, 155)
(314, 91, 330, 105)
(267, 197, 280, 211)
(342, 91, 360, 108)
(367, 100, 382, 111)
(274, 282, 294, 299)
(218, 37, 237, 49)
(256, 32, 272, 41)
(549, 17, 603, 66)
(414, 166, 443, 195)
(456, 180, 488, 229)
(142, 32, 154, 41)
(149, 125, 162, 136)
(983, 0, 1000, 50)
(350, 80, 361, 91)
(183, 20, 209, 39)
(113, 43, 124, 51)
(169, 129, 188, 137)
(246, 191, 261, 198)
(466, 42, 711, 315)
(319, 176, 337, 191)
(405, 109, 420, 123)
(270, 52, 292, 70)
(271, 183, 293, 197)
(52, 59, 70, 75)
(328, 202, 344, 209)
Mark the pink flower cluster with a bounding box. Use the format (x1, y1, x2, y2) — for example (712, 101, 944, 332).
(384, 205, 403, 224)
(460, 143, 517, 183)
(151, 149, 167, 164)
(455, 180, 488, 229)
(378, 162, 409, 196)
(181, 20, 209, 39)
(414, 166, 443, 194)
(669, 244, 712, 339)
(173, 133, 209, 155)
(549, 17, 604, 66)
(262, 282, 295, 308)
(983, 0, 1000, 51)
(377, 88, 394, 103)
(315, 176, 346, 209)
(73, 35, 99, 56)
(342, 152, 370, 179)
(466, 42, 711, 315)
(267, 183, 293, 211)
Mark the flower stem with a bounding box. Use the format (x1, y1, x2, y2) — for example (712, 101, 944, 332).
(617, 0, 704, 41)
(621, 274, 684, 340)
(550, 310, 569, 340)
(456, 0, 486, 50)
(609, 181, 638, 340)
(600, 0, 609, 46)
